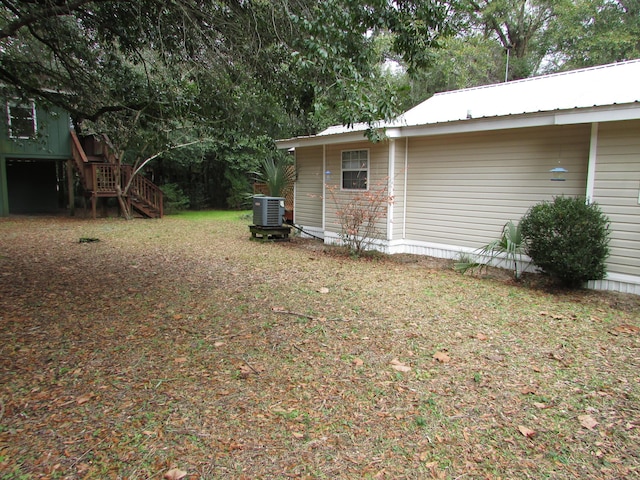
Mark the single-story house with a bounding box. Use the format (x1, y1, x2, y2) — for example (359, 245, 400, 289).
(276, 59, 640, 295)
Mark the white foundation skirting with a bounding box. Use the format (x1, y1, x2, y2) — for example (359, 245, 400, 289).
(313, 231, 640, 296)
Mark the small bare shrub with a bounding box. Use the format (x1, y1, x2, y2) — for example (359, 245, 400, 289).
(327, 179, 393, 255)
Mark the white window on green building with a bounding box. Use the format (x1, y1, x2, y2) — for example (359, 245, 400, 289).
(7, 100, 37, 139)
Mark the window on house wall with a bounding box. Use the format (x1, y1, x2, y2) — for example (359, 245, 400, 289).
(341, 149, 368, 190)
(6, 100, 37, 139)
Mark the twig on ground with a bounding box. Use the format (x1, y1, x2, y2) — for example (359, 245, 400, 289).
(272, 309, 347, 322)
(70, 438, 106, 468)
(272, 309, 315, 320)
(242, 357, 261, 375)
(208, 330, 250, 342)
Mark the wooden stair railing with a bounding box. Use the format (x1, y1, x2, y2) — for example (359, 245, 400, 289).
(122, 166, 164, 218)
(69, 130, 163, 219)
(70, 130, 91, 191)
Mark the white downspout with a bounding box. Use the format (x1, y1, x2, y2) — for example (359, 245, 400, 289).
(322, 144, 326, 232)
(292, 149, 297, 225)
(387, 139, 395, 243)
(586, 123, 598, 204)
(403, 137, 408, 239)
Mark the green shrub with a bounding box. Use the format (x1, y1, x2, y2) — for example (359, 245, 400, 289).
(520, 196, 610, 288)
(160, 183, 190, 214)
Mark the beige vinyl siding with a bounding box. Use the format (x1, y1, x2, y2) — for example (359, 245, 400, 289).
(294, 146, 323, 228)
(404, 125, 590, 249)
(324, 141, 390, 237)
(593, 120, 640, 277)
(392, 138, 407, 240)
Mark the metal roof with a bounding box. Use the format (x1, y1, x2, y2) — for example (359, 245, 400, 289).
(392, 59, 640, 127)
(279, 60, 640, 146)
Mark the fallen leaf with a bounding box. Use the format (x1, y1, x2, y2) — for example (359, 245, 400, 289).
(291, 432, 304, 439)
(76, 394, 94, 405)
(353, 358, 364, 367)
(517, 425, 536, 438)
(476, 333, 488, 341)
(533, 402, 548, 409)
(390, 358, 412, 372)
(174, 357, 187, 364)
(164, 468, 187, 480)
(432, 351, 450, 363)
(520, 386, 537, 395)
(213, 341, 225, 347)
(613, 324, 640, 334)
(578, 414, 598, 430)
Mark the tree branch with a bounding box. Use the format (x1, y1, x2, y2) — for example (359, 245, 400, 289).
(0, 0, 104, 40)
(123, 140, 202, 195)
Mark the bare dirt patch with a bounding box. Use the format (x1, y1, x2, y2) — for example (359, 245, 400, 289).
(1, 215, 639, 479)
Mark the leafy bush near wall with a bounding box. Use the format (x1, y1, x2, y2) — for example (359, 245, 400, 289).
(520, 196, 611, 288)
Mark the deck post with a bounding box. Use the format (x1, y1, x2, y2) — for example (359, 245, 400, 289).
(0, 154, 8, 217)
(91, 194, 97, 219)
(66, 159, 75, 216)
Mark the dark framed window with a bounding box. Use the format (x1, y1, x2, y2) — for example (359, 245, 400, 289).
(7, 100, 37, 139)
(341, 149, 368, 190)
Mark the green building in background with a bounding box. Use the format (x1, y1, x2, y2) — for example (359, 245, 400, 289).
(0, 99, 72, 216)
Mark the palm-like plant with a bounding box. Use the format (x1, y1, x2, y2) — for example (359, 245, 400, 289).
(455, 220, 528, 280)
(255, 156, 295, 197)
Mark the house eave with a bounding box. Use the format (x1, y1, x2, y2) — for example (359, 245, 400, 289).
(276, 129, 374, 149)
(277, 103, 640, 149)
(388, 102, 640, 138)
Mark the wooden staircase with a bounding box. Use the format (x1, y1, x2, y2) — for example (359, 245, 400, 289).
(70, 131, 163, 219)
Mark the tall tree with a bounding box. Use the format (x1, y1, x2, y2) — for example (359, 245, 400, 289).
(461, 0, 559, 79)
(543, 0, 640, 70)
(0, 1, 451, 212)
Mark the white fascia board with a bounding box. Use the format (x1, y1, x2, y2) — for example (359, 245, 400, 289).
(388, 103, 640, 139)
(553, 103, 640, 125)
(385, 113, 556, 138)
(276, 130, 374, 149)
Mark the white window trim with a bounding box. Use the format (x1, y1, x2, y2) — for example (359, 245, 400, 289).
(340, 148, 369, 191)
(6, 100, 37, 139)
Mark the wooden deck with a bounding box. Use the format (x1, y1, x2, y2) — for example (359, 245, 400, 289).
(249, 225, 292, 241)
(70, 131, 163, 218)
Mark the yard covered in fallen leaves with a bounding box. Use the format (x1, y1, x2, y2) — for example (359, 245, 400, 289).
(0, 212, 639, 479)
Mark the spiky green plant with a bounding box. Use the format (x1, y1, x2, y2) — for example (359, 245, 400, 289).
(455, 220, 527, 280)
(255, 157, 295, 197)
(481, 220, 526, 279)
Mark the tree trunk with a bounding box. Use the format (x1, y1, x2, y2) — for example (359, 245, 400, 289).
(115, 184, 132, 220)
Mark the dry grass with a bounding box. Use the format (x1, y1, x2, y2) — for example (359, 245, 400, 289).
(0, 212, 638, 479)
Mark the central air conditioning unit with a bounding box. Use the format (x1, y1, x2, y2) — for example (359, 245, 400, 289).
(253, 196, 285, 227)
